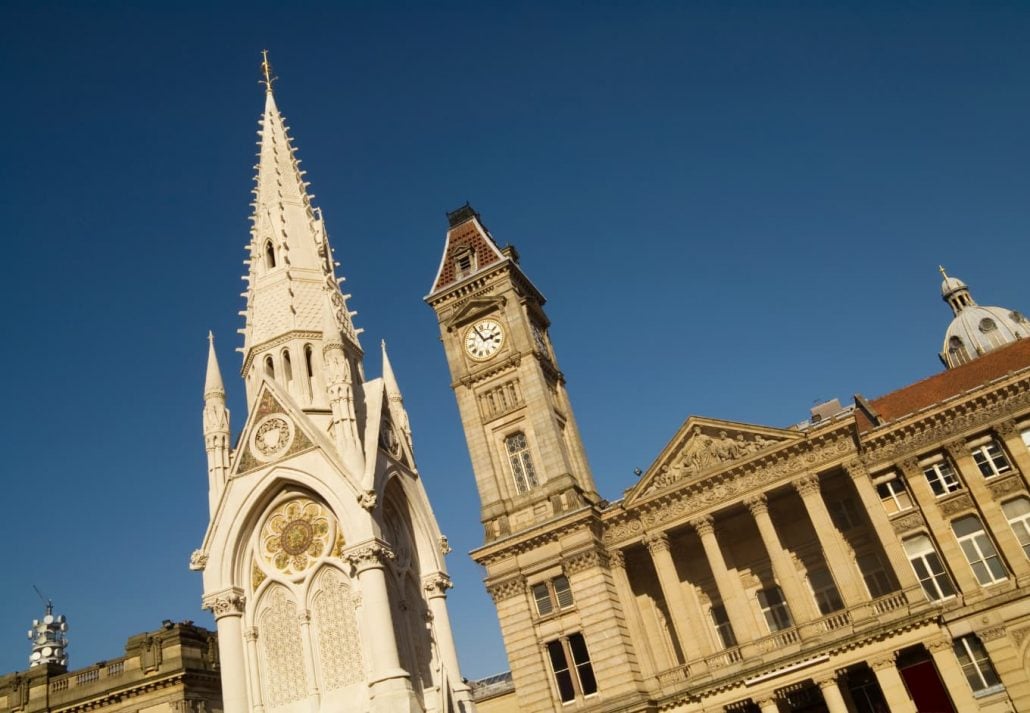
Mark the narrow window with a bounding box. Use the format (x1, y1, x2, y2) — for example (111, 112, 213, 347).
(923, 459, 962, 496)
(1001, 497, 1030, 558)
(952, 516, 1007, 585)
(546, 640, 575, 703)
(567, 634, 597, 697)
(264, 355, 275, 379)
(553, 575, 574, 609)
(971, 441, 1012, 478)
(304, 344, 315, 379)
(858, 552, 894, 598)
(505, 432, 539, 495)
(545, 634, 597, 703)
(876, 474, 912, 514)
(948, 336, 971, 366)
(903, 534, 956, 601)
(807, 568, 844, 614)
(533, 583, 554, 616)
(282, 349, 293, 387)
(532, 576, 574, 616)
(709, 604, 737, 648)
(756, 586, 792, 632)
(953, 635, 1002, 693)
(265, 240, 276, 269)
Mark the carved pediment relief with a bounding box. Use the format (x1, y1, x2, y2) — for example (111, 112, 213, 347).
(233, 385, 316, 476)
(628, 418, 800, 503)
(443, 295, 506, 331)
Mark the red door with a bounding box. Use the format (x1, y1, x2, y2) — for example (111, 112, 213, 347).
(899, 660, 956, 713)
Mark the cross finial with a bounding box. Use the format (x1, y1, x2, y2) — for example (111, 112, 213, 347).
(260, 50, 276, 94)
(938, 265, 949, 280)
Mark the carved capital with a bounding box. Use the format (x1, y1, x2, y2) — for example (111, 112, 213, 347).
(943, 439, 967, 461)
(563, 548, 606, 574)
(644, 532, 671, 555)
(794, 475, 821, 497)
(202, 588, 246, 620)
(357, 490, 378, 512)
(925, 637, 952, 654)
(189, 549, 208, 571)
(297, 609, 311, 625)
(814, 671, 842, 689)
(994, 420, 1019, 439)
(870, 652, 898, 671)
(243, 627, 259, 643)
(842, 459, 868, 480)
(344, 541, 395, 573)
(979, 625, 1007, 642)
(744, 494, 769, 517)
(899, 457, 921, 476)
(422, 573, 453, 597)
(486, 576, 526, 603)
(691, 515, 715, 538)
(608, 549, 626, 570)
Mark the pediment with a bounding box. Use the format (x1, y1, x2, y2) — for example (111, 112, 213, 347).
(230, 380, 322, 477)
(443, 296, 507, 331)
(625, 417, 802, 505)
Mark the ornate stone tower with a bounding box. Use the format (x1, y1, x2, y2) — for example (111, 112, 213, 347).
(426, 207, 647, 711)
(425, 205, 599, 540)
(192, 56, 474, 713)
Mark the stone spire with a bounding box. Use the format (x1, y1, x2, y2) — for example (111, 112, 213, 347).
(323, 301, 365, 476)
(239, 56, 361, 408)
(382, 340, 411, 445)
(203, 333, 231, 514)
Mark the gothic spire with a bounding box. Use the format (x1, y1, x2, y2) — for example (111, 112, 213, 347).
(204, 331, 225, 397)
(382, 340, 412, 447)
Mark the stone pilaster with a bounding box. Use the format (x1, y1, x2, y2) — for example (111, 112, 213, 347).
(203, 588, 249, 713)
(609, 549, 656, 678)
(243, 627, 265, 713)
(869, 652, 917, 713)
(925, 636, 978, 712)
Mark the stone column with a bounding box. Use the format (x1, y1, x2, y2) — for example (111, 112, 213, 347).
(754, 693, 780, 713)
(423, 573, 475, 709)
(297, 608, 321, 704)
(609, 549, 656, 678)
(745, 495, 819, 624)
(926, 636, 978, 712)
(644, 532, 711, 662)
(842, 461, 923, 602)
(203, 588, 249, 713)
(243, 627, 265, 713)
(870, 652, 917, 713)
(814, 673, 849, 713)
(346, 541, 418, 713)
(794, 475, 867, 608)
(691, 515, 758, 642)
(944, 440, 1030, 580)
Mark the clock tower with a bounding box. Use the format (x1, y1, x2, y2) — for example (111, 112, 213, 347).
(425, 204, 599, 539)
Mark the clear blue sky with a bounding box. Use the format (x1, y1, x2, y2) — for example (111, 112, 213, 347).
(1, 1, 1028, 680)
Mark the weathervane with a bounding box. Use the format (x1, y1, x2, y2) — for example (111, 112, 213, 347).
(260, 49, 277, 93)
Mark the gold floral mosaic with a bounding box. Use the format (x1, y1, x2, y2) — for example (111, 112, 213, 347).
(259, 498, 334, 576)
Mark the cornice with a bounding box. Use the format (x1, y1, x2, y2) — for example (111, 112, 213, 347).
(859, 375, 1030, 466)
(472, 507, 601, 567)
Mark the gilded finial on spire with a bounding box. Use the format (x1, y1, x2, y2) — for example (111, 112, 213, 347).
(938, 265, 949, 280)
(260, 50, 276, 94)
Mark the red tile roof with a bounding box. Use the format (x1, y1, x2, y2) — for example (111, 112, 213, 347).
(856, 338, 1030, 432)
(431, 219, 504, 295)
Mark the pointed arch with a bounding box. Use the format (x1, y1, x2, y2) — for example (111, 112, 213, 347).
(265, 240, 277, 269)
(256, 584, 306, 709)
(309, 565, 365, 692)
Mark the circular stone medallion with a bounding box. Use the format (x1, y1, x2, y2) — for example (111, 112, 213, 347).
(251, 415, 294, 462)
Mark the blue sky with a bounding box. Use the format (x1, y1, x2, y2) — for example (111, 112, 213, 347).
(1, 1, 1028, 680)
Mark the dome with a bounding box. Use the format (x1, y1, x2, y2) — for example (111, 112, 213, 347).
(939, 272, 1030, 368)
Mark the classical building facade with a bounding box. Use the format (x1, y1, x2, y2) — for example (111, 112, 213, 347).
(189, 60, 473, 713)
(0, 621, 222, 713)
(427, 207, 1030, 713)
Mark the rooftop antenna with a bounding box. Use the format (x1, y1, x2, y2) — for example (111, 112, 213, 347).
(27, 586, 68, 668)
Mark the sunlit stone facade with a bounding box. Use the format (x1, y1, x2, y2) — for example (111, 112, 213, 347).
(428, 209, 1030, 713)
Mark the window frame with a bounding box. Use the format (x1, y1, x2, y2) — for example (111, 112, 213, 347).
(709, 603, 737, 649)
(970, 441, 1012, 478)
(952, 515, 1008, 586)
(903, 534, 956, 602)
(875, 474, 913, 515)
(531, 575, 574, 616)
(756, 586, 793, 632)
(1001, 497, 1030, 559)
(923, 459, 963, 497)
(953, 634, 1002, 694)
(807, 567, 845, 614)
(504, 431, 539, 495)
(545, 633, 597, 703)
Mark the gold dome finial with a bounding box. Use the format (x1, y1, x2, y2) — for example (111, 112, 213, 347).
(260, 50, 276, 94)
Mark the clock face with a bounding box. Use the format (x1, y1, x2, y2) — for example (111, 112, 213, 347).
(464, 319, 505, 360)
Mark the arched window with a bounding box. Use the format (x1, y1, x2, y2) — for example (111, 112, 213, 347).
(264, 355, 275, 379)
(1001, 497, 1030, 559)
(505, 432, 539, 495)
(948, 336, 971, 366)
(952, 516, 1007, 585)
(902, 534, 955, 601)
(265, 240, 276, 269)
(980, 317, 1005, 348)
(304, 344, 316, 398)
(282, 349, 293, 388)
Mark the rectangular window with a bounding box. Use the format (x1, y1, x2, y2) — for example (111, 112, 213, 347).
(709, 604, 737, 648)
(1002, 497, 1030, 559)
(756, 586, 793, 632)
(971, 441, 1012, 478)
(952, 516, 1007, 585)
(903, 534, 956, 601)
(828, 498, 861, 530)
(923, 460, 962, 496)
(505, 432, 539, 495)
(546, 633, 596, 703)
(532, 575, 574, 616)
(876, 475, 913, 514)
(953, 635, 1002, 693)
(858, 552, 894, 598)
(808, 568, 844, 614)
